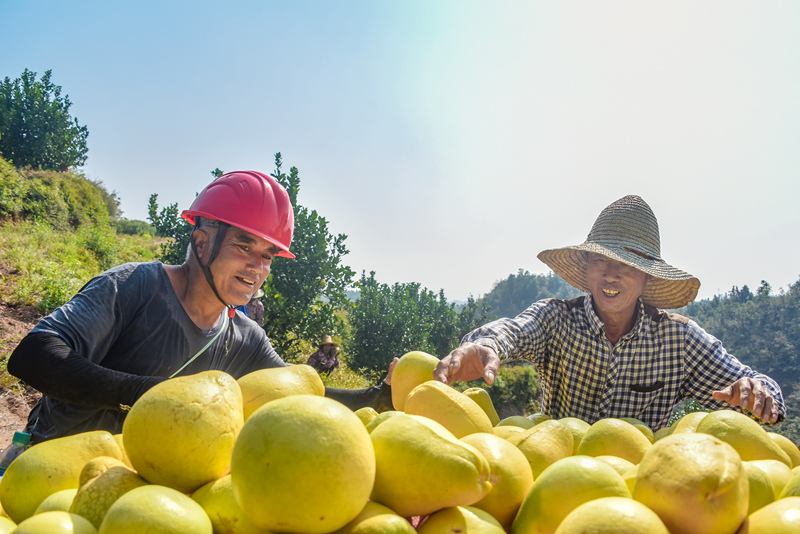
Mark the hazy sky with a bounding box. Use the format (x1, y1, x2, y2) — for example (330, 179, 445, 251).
(3, 1, 799, 303)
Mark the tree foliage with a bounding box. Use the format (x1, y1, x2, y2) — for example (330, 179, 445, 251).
(147, 192, 192, 264)
(482, 270, 582, 319)
(0, 69, 89, 170)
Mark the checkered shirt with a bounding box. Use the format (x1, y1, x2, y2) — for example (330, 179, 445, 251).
(463, 296, 786, 430)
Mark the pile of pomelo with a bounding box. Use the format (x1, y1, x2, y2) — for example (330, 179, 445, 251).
(1, 350, 799, 533)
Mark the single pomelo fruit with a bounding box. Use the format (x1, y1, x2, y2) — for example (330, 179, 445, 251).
(553, 496, 670, 534)
(779, 469, 800, 498)
(461, 432, 534, 531)
(493, 425, 526, 440)
(365, 410, 403, 433)
(740, 496, 800, 533)
(390, 351, 440, 411)
(404, 380, 493, 438)
(0, 516, 14, 534)
(622, 464, 638, 494)
(418, 506, 505, 534)
(594, 455, 636, 477)
(748, 459, 794, 496)
(463, 388, 501, 426)
(98, 485, 211, 534)
(237, 364, 324, 420)
(370, 413, 492, 517)
(111, 434, 132, 468)
(77, 457, 128, 487)
(0, 430, 123, 523)
(558, 417, 591, 454)
(768, 432, 800, 468)
(191, 475, 267, 534)
(512, 456, 630, 534)
(231, 395, 375, 533)
(619, 417, 655, 443)
(654, 425, 674, 441)
(633, 432, 748, 534)
(744, 461, 776, 514)
(13, 511, 96, 534)
(69, 465, 149, 529)
(330, 501, 416, 534)
(33, 489, 77, 515)
(576, 418, 652, 464)
(527, 413, 553, 425)
(670, 411, 709, 434)
(354, 406, 379, 426)
(122, 369, 244, 493)
(496, 416, 535, 429)
(506, 419, 574, 478)
(695, 409, 791, 467)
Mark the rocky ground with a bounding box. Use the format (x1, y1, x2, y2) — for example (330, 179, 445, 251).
(0, 300, 42, 452)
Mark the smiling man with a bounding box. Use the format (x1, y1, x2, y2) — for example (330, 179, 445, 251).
(9, 171, 391, 442)
(434, 195, 785, 431)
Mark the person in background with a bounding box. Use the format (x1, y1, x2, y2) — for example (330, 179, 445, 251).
(434, 195, 785, 431)
(9, 171, 391, 443)
(307, 335, 341, 375)
(240, 288, 265, 325)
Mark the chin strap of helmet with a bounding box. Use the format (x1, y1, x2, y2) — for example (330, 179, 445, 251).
(190, 221, 236, 356)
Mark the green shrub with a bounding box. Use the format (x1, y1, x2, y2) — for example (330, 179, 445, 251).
(0, 157, 25, 220)
(78, 224, 119, 270)
(114, 219, 155, 236)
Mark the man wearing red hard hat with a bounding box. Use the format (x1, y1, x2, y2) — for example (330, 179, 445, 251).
(9, 171, 391, 443)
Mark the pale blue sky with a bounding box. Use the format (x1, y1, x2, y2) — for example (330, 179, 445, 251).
(3, 1, 799, 303)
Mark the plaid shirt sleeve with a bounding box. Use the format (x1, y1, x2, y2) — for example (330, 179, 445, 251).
(682, 320, 787, 424)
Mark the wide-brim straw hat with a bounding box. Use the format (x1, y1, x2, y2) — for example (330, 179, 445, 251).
(319, 335, 338, 348)
(537, 195, 700, 309)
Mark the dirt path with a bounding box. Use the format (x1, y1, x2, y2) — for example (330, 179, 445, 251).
(0, 300, 43, 452)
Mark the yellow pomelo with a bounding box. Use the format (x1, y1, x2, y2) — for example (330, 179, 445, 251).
(122, 370, 244, 493)
(558, 417, 591, 454)
(418, 506, 505, 534)
(768, 433, 800, 468)
(191, 475, 269, 534)
(506, 419, 574, 478)
(527, 413, 553, 425)
(670, 410, 709, 434)
(576, 418, 652, 464)
(111, 435, 132, 468)
(237, 364, 325, 420)
(365, 410, 402, 433)
(512, 456, 630, 534)
(69, 465, 149, 529)
(695, 409, 791, 466)
(98, 485, 212, 534)
(13, 511, 96, 534)
(740, 496, 800, 533)
(0, 517, 13, 534)
(632, 432, 748, 534)
(231, 395, 375, 533)
(748, 459, 793, 496)
(619, 417, 655, 443)
(330, 501, 416, 534)
(370, 413, 492, 517)
(744, 461, 776, 514)
(404, 380, 493, 438)
(354, 407, 379, 426)
(780, 470, 800, 498)
(553, 496, 670, 534)
(653, 425, 674, 441)
(461, 433, 534, 531)
(33, 489, 77, 515)
(463, 388, 501, 426)
(390, 351, 440, 411)
(496, 416, 535, 429)
(622, 465, 638, 494)
(594, 455, 636, 477)
(0, 430, 123, 523)
(77, 457, 127, 487)
(493, 425, 526, 440)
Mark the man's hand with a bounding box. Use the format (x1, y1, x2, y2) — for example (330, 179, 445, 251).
(383, 357, 399, 386)
(433, 343, 500, 385)
(713, 377, 780, 424)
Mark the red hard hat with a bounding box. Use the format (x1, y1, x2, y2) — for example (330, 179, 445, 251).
(181, 171, 295, 258)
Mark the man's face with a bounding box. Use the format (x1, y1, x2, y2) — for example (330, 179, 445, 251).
(206, 227, 279, 307)
(586, 253, 649, 322)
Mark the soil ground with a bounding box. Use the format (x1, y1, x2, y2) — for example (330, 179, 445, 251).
(0, 299, 42, 453)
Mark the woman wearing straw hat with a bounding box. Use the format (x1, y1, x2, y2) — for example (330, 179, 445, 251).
(307, 335, 341, 374)
(434, 195, 785, 430)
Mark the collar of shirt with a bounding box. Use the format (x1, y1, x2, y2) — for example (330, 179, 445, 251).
(583, 295, 647, 343)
